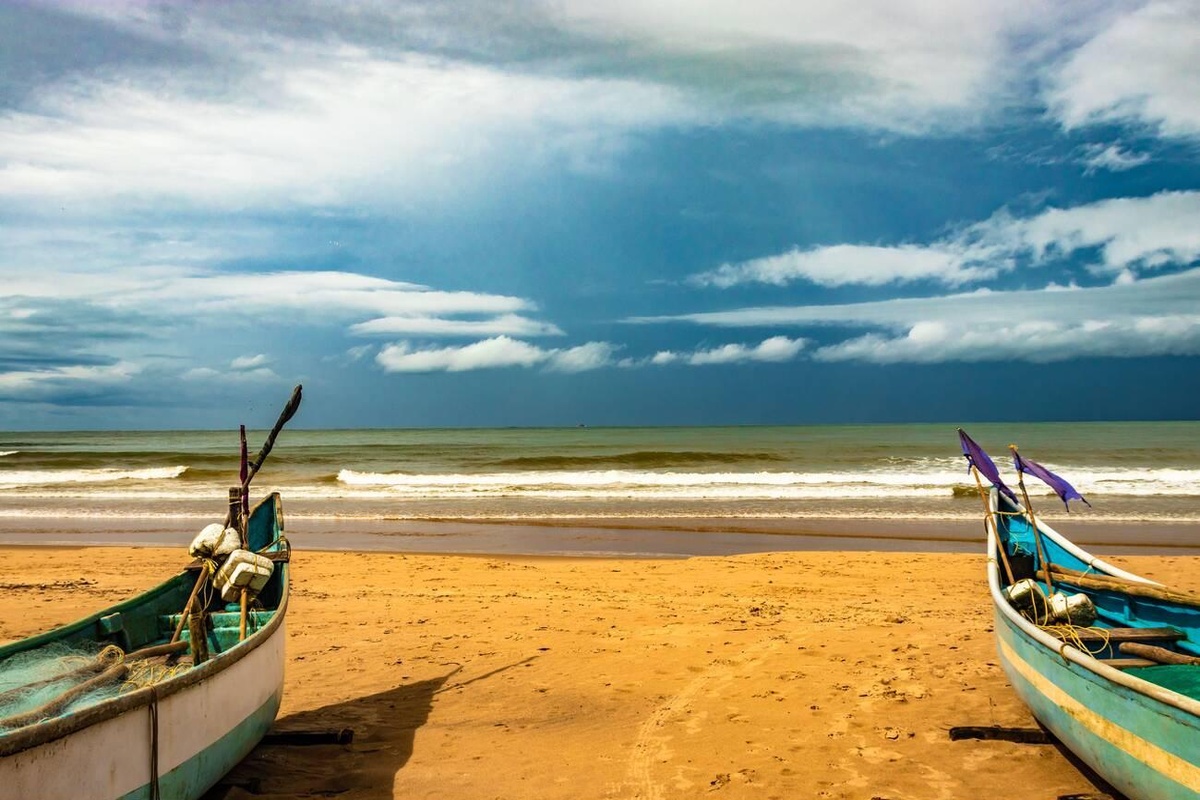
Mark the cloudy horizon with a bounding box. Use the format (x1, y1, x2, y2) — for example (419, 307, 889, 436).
(2, 1, 1198, 429)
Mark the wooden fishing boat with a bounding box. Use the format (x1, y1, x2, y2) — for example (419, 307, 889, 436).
(0, 387, 301, 800)
(0, 493, 289, 800)
(981, 470, 1200, 799)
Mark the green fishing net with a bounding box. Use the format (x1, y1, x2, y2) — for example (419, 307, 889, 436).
(1126, 664, 1200, 700)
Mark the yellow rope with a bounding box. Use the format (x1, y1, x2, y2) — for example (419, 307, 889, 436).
(1042, 624, 1111, 656)
(121, 660, 191, 691)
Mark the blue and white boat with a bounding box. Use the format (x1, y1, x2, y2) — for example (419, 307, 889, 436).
(0, 387, 301, 800)
(962, 429, 1200, 800)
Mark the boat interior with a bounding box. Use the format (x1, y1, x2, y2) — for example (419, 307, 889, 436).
(995, 496, 1200, 700)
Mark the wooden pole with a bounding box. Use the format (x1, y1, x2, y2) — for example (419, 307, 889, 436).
(239, 589, 249, 642)
(243, 385, 302, 491)
(1120, 642, 1200, 665)
(1039, 565, 1200, 605)
(1011, 445, 1054, 596)
(971, 467, 1015, 584)
(187, 611, 209, 665)
(170, 569, 208, 645)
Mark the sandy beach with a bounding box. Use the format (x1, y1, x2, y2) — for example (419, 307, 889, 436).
(5, 542, 1199, 799)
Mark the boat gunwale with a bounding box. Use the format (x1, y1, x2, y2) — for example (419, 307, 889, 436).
(986, 488, 1200, 719)
(0, 495, 291, 758)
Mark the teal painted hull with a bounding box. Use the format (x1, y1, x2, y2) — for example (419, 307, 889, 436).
(986, 488, 1200, 800)
(995, 607, 1200, 800)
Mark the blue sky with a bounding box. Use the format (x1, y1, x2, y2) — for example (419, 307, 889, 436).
(2, 1, 1199, 429)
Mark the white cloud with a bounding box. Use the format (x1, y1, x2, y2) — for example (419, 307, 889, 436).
(1080, 143, 1150, 174)
(350, 314, 564, 338)
(231, 354, 270, 371)
(690, 243, 1000, 289)
(0, 362, 140, 399)
(815, 315, 1200, 364)
(650, 336, 805, 365)
(377, 337, 554, 373)
(1046, 2, 1200, 140)
(547, 342, 620, 373)
(0, 0, 1142, 223)
(182, 363, 279, 383)
(373, 335, 806, 372)
(555, 0, 1077, 133)
(0, 50, 694, 209)
(3, 266, 539, 330)
(632, 268, 1200, 363)
(1010, 191, 1200, 276)
(375, 337, 625, 374)
(0, 265, 562, 393)
(182, 368, 220, 382)
(688, 191, 1200, 289)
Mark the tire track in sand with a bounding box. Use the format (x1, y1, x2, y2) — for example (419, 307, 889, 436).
(621, 638, 781, 799)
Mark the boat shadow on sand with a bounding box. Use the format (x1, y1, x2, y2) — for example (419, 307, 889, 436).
(206, 656, 537, 800)
(204, 673, 450, 800)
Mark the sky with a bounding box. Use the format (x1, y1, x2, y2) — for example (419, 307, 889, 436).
(2, 0, 1199, 430)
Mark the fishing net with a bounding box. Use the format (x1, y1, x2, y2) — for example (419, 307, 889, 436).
(1125, 664, 1200, 701)
(0, 641, 191, 731)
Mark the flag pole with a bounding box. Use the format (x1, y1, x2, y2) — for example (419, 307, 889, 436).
(972, 466, 1015, 584)
(1010, 444, 1054, 596)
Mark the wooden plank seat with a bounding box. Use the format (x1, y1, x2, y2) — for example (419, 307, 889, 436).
(1073, 627, 1185, 644)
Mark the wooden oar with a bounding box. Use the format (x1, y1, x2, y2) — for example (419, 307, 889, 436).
(244, 384, 303, 492)
(222, 385, 302, 529)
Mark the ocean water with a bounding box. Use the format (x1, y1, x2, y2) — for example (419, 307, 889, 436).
(0, 422, 1196, 526)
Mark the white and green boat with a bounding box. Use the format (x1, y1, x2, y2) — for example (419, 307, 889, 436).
(0, 387, 300, 800)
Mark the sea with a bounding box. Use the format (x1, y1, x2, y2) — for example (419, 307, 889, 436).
(0, 422, 1197, 555)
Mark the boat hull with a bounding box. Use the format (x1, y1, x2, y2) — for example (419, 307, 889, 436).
(994, 605, 1200, 800)
(0, 615, 285, 800)
(0, 493, 290, 800)
(984, 484, 1200, 800)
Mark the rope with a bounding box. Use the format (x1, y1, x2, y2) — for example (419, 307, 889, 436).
(121, 659, 192, 690)
(1042, 624, 1111, 657)
(148, 687, 160, 800)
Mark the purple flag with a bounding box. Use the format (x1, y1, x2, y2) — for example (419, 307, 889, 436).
(1012, 450, 1091, 512)
(957, 429, 1017, 500)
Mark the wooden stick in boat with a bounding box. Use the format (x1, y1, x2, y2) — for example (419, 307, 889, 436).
(1119, 642, 1200, 665)
(170, 568, 209, 645)
(239, 588, 249, 642)
(1010, 445, 1054, 596)
(128, 640, 190, 661)
(0, 662, 128, 730)
(970, 467, 1015, 584)
(1038, 566, 1200, 606)
(187, 612, 209, 665)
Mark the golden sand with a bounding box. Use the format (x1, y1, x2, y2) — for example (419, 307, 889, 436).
(4, 545, 1198, 799)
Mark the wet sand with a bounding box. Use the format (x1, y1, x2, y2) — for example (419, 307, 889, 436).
(4, 543, 1200, 798)
(0, 514, 1197, 558)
